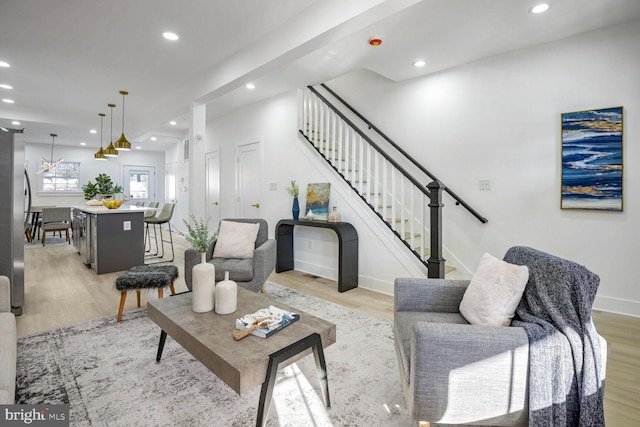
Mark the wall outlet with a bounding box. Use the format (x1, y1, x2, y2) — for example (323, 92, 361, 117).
(308, 240, 313, 249)
(269, 183, 277, 191)
(479, 179, 491, 191)
(123, 221, 131, 231)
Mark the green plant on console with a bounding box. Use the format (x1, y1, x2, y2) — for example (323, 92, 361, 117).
(182, 215, 217, 253)
(82, 173, 124, 200)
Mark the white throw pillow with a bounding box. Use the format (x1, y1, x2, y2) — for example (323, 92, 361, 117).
(212, 220, 260, 259)
(459, 252, 529, 327)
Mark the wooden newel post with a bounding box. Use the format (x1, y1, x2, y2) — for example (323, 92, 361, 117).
(427, 181, 445, 279)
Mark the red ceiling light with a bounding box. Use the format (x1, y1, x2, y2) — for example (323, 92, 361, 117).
(369, 38, 382, 46)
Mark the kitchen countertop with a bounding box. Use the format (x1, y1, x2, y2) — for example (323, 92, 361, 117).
(72, 205, 156, 215)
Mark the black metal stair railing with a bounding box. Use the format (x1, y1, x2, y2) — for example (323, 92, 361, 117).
(298, 85, 487, 277)
(320, 83, 488, 225)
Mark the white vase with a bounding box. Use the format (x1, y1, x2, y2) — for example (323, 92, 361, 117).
(215, 271, 237, 315)
(192, 252, 215, 313)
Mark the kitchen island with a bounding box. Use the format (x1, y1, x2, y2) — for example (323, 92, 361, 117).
(72, 205, 152, 274)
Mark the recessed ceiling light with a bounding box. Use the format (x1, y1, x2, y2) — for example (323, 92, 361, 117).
(413, 60, 427, 67)
(163, 32, 179, 41)
(169, 121, 177, 126)
(0, 84, 12, 90)
(80, 142, 86, 146)
(2, 98, 14, 104)
(530, 3, 550, 14)
(11, 121, 20, 125)
(245, 83, 255, 90)
(90, 129, 97, 134)
(150, 136, 157, 141)
(136, 146, 142, 150)
(0, 61, 9, 68)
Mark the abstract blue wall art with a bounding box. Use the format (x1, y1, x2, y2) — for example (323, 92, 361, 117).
(561, 106, 623, 211)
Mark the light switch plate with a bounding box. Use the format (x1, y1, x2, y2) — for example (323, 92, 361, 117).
(123, 221, 131, 231)
(479, 179, 491, 191)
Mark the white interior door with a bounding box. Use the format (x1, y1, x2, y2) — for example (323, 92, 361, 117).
(123, 165, 155, 204)
(237, 142, 262, 217)
(205, 151, 221, 227)
(165, 162, 177, 203)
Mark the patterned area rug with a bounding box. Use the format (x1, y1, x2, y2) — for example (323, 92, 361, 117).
(16, 282, 413, 426)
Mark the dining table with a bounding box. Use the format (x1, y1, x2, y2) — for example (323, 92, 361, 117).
(28, 205, 55, 241)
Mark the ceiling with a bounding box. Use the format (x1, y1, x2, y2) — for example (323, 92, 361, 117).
(2, 0, 640, 152)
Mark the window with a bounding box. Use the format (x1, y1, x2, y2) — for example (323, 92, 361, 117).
(40, 161, 81, 193)
(128, 169, 149, 199)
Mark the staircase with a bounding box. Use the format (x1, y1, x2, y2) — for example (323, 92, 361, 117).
(298, 84, 487, 277)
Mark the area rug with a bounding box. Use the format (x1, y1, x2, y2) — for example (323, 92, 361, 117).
(24, 235, 71, 248)
(16, 282, 413, 427)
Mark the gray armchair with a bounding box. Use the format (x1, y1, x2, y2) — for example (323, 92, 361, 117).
(394, 277, 529, 426)
(184, 218, 276, 293)
(394, 247, 607, 426)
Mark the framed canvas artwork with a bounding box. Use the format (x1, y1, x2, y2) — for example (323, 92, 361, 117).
(305, 183, 331, 220)
(561, 106, 623, 211)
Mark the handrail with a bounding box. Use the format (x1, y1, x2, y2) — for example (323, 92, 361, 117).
(306, 85, 430, 199)
(320, 83, 487, 224)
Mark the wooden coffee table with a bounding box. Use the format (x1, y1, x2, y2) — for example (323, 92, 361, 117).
(147, 287, 336, 427)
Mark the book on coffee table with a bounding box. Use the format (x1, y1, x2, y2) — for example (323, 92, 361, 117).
(235, 305, 300, 338)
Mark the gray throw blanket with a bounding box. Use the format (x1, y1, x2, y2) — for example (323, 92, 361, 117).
(504, 246, 606, 426)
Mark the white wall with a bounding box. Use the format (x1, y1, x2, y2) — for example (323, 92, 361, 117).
(25, 142, 166, 208)
(325, 19, 640, 316)
(187, 19, 640, 316)
(201, 92, 422, 294)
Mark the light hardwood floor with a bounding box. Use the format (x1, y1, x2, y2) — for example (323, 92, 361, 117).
(17, 232, 640, 426)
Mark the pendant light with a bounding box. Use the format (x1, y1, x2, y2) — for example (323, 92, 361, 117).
(104, 103, 118, 157)
(114, 90, 131, 151)
(37, 133, 64, 174)
(94, 113, 107, 161)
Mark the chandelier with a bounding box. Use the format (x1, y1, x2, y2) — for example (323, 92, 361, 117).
(37, 133, 64, 174)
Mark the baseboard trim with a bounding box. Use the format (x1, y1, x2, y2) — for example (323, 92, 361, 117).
(594, 295, 640, 318)
(292, 260, 395, 295)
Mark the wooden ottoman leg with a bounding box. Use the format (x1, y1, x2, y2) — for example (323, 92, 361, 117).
(158, 288, 164, 299)
(137, 290, 141, 307)
(117, 292, 127, 322)
(169, 283, 175, 295)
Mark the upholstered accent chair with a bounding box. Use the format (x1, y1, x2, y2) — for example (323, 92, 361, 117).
(394, 247, 607, 426)
(184, 218, 276, 293)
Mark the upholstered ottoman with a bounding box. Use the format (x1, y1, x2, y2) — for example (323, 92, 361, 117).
(115, 265, 178, 322)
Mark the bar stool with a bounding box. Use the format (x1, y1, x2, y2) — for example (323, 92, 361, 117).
(144, 202, 159, 253)
(145, 202, 175, 263)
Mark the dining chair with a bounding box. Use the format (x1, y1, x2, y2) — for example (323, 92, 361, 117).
(41, 207, 71, 246)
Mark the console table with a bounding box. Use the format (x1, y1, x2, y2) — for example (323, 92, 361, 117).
(275, 219, 358, 292)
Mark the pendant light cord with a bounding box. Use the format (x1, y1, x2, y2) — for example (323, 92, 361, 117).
(110, 104, 114, 141)
(49, 136, 55, 163)
(121, 92, 125, 130)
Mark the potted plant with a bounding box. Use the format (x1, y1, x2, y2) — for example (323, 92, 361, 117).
(286, 180, 300, 220)
(183, 215, 218, 313)
(182, 215, 217, 254)
(82, 173, 124, 201)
